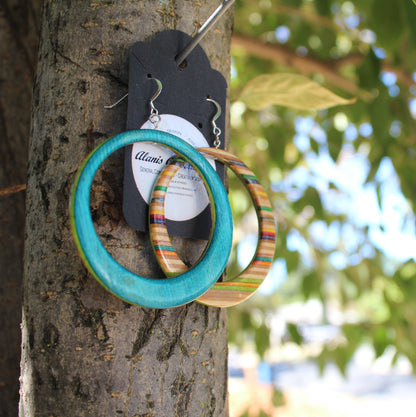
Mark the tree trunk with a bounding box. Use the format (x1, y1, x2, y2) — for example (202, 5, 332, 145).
(0, 1, 40, 416)
(20, 1, 233, 416)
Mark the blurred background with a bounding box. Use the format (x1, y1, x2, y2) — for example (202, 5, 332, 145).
(2, 0, 416, 415)
(227, 0, 416, 415)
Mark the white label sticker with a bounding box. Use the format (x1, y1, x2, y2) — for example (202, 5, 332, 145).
(132, 114, 215, 222)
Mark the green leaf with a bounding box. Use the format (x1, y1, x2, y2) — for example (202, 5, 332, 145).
(376, 184, 382, 209)
(402, 0, 416, 46)
(285, 248, 300, 273)
(294, 187, 324, 217)
(301, 271, 321, 298)
(282, 0, 302, 7)
(370, 0, 404, 48)
(327, 128, 344, 162)
(373, 326, 391, 358)
(316, 346, 328, 375)
(342, 324, 366, 349)
(369, 93, 391, 146)
(287, 322, 303, 345)
(272, 388, 285, 407)
(254, 324, 270, 358)
(332, 346, 350, 376)
(239, 73, 356, 111)
(315, 0, 331, 16)
(241, 311, 252, 330)
(357, 49, 381, 89)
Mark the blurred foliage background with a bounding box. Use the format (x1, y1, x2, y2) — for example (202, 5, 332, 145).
(227, 0, 416, 375)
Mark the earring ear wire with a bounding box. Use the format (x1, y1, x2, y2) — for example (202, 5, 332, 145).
(104, 93, 129, 109)
(206, 98, 222, 148)
(103, 77, 163, 122)
(148, 77, 163, 128)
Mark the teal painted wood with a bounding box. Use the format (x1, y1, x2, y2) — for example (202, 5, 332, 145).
(70, 129, 233, 309)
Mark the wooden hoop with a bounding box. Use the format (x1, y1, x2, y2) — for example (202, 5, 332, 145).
(70, 131, 233, 309)
(149, 147, 276, 307)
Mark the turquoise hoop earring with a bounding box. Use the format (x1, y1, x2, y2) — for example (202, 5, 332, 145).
(70, 129, 233, 309)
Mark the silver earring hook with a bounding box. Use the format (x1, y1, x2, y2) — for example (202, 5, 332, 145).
(149, 78, 162, 128)
(104, 78, 163, 116)
(207, 98, 222, 148)
(104, 93, 128, 109)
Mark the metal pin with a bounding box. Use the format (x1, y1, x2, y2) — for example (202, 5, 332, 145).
(104, 93, 129, 109)
(175, 0, 235, 66)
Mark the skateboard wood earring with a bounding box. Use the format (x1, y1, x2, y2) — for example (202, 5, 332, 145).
(149, 147, 276, 307)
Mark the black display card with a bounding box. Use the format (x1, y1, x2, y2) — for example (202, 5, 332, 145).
(123, 30, 227, 240)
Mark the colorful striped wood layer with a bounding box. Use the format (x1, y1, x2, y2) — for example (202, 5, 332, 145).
(149, 147, 276, 307)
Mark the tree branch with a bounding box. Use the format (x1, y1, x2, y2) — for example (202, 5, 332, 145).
(232, 33, 415, 99)
(0, 184, 26, 197)
(231, 32, 371, 100)
(332, 54, 415, 88)
(270, 3, 337, 30)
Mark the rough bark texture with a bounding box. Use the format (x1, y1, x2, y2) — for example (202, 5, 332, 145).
(0, 1, 40, 416)
(20, 1, 233, 416)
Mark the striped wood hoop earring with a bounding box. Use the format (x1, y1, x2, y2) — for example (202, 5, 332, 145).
(149, 146, 276, 307)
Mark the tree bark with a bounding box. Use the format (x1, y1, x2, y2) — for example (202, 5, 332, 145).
(0, 1, 40, 416)
(20, 1, 233, 416)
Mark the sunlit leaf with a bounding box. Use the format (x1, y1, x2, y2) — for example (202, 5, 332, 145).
(239, 73, 356, 111)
